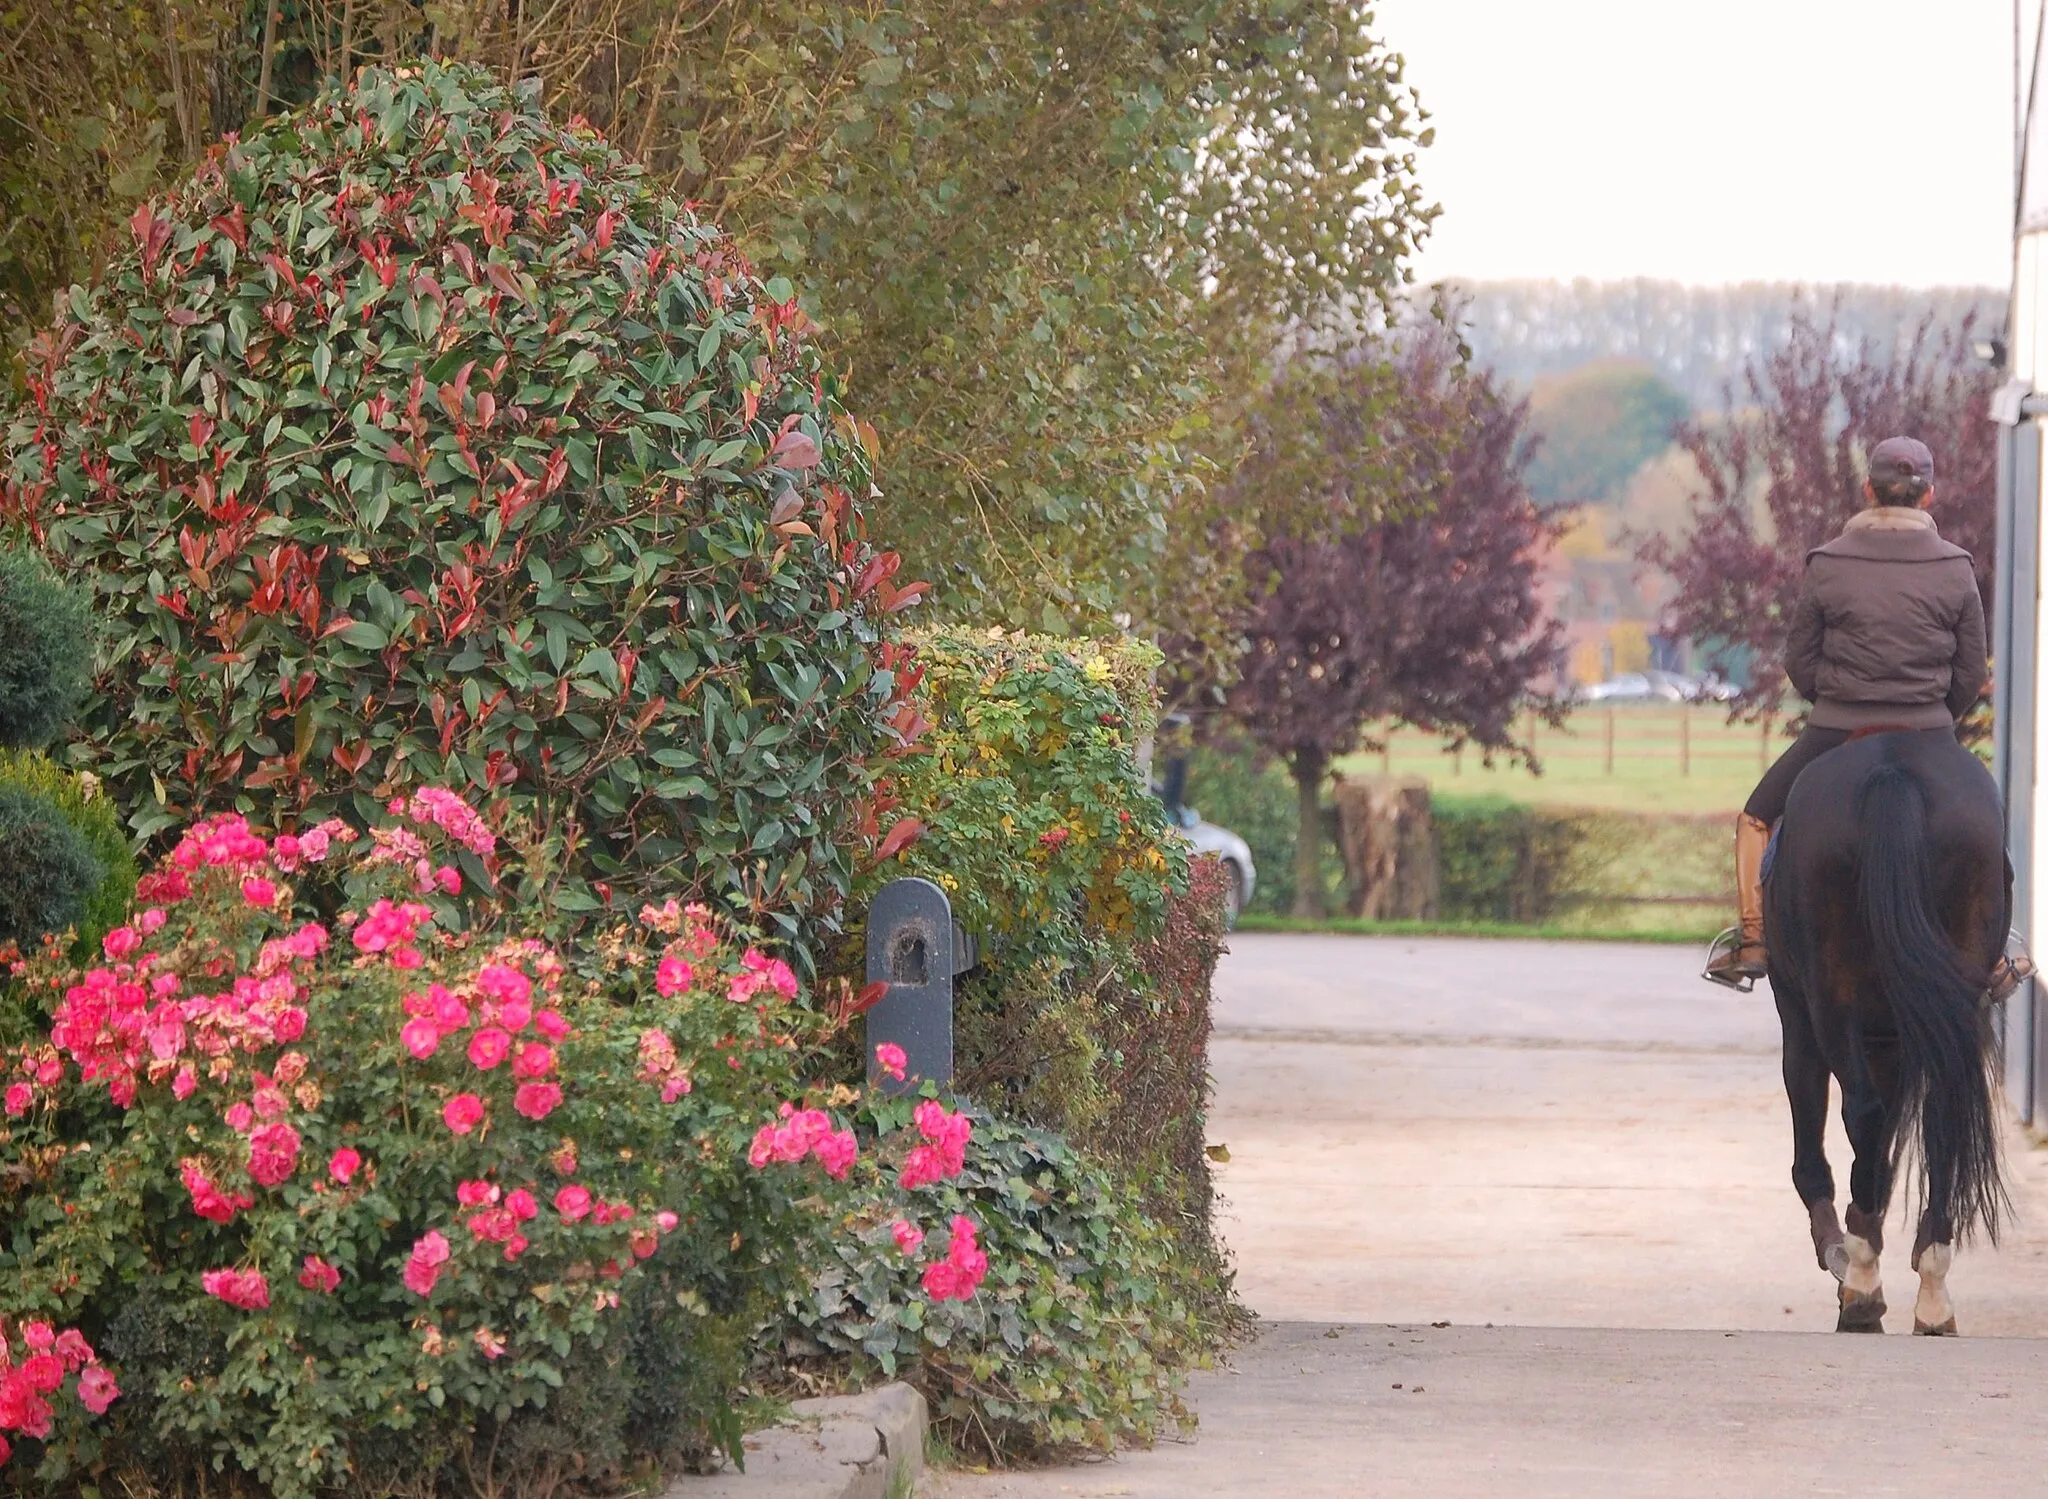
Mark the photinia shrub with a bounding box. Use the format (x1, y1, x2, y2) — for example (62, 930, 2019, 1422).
(0, 61, 924, 945)
(0, 792, 858, 1495)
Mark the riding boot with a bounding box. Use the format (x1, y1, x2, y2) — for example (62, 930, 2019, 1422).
(1706, 814, 1771, 985)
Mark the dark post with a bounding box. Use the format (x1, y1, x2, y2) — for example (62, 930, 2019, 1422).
(865, 877, 956, 1096)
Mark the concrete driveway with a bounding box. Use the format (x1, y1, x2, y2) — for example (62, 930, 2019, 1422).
(928, 933, 2048, 1497)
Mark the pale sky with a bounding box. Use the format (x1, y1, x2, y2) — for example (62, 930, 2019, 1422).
(1378, 0, 2021, 289)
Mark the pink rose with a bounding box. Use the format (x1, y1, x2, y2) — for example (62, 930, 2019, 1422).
(430, 984, 471, 1029)
(297, 1255, 341, 1293)
(399, 1018, 440, 1059)
(21, 1354, 62, 1392)
(467, 1026, 512, 1070)
(660, 1074, 691, 1103)
(655, 955, 693, 997)
(241, 876, 278, 908)
(223, 1101, 255, 1133)
(434, 864, 462, 894)
(512, 1042, 554, 1080)
(76, 1364, 120, 1415)
(329, 1147, 361, 1184)
(554, 1185, 593, 1222)
(892, 1220, 924, 1256)
(102, 926, 141, 960)
(513, 1081, 561, 1120)
(534, 1008, 570, 1042)
(874, 1043, 908, 1082)
(656, 1210, 680, 1233)
(506, 1187, 538, 1221)
(272, 833, 302, 870)
(456, 1178, 500, 1208)
(172, 1064, 198, 1100)
(442, 1093, 486, 1134)
(3, 1082, 29, 1117)
(403, 1230, 450, 1296)
(246, 1122, 302, 1187)
(201, 1267, 272, 1310)
(136, 906, 167, 934)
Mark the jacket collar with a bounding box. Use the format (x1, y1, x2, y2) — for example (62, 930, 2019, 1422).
(1809, 508, 1970, 565)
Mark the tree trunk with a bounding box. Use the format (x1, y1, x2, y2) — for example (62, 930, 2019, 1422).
(255, 0, 281, 118)
(1290, 747, 1327, 919)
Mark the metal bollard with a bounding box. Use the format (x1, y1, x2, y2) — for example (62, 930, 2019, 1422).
(865, 877, 958, 1096)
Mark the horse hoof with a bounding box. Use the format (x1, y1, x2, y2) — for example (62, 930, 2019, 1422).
(1836, 1292, 1887, 1333)
(1823, 1241, 1850, 1281)
(1913, 1318, 1958, 1337)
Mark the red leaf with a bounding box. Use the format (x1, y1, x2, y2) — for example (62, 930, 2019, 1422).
(768, 489, 804, 527)
(875, 817, 924, 862)
(770, 429, 821, 470)
(850, 981, 888, 1016)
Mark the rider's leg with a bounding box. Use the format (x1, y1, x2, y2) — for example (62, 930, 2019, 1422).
(1988, 854, 2034, 1002)
(1708, 726, 1850, 984)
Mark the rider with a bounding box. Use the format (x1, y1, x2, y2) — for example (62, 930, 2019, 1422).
(1706, 435, 2007, 989)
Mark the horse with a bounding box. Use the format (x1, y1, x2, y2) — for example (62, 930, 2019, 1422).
(1764, 726, 2011, 1334)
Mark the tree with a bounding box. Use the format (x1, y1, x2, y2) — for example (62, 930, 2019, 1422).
(3, 3, 1439, 634)
(1523, 359, 1690, 507)
(1203, 329, 1565, 916)
(1641, 310, 1997, 714)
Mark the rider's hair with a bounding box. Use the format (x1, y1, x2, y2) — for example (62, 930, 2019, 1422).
(1870, 473, 1931, 508)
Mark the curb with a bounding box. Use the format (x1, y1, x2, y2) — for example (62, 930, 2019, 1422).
(666, 1384, 927, 1499)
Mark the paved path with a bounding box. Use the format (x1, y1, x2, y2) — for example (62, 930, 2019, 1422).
(930, 934, 2048, 1496)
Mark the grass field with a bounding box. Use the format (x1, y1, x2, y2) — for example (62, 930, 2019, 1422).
(1334, 703, 1778, 816)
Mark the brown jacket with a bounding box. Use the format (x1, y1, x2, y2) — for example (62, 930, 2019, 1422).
(1784, 508, 1986, 731)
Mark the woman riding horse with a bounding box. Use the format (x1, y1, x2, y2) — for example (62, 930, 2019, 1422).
(1704, 435, 2026, 997)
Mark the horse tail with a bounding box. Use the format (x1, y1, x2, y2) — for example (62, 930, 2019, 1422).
(1856, 758, 2006, 1244)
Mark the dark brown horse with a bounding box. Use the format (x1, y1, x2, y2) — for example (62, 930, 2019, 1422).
(1765, 727, 2010, 1333)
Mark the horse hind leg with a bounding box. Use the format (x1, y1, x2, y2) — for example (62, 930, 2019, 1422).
(1836, 1203, 1888, 1332)
(1912, 1213, 1958, 1336)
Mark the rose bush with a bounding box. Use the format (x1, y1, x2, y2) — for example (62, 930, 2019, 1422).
(0, 790, 859, 1496)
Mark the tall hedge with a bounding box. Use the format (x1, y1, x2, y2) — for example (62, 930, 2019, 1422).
(1, 63, 917, 941)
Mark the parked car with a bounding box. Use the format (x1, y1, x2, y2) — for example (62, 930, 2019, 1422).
(1165, 801, 1257, 928)
(1151, 742, 1257, 928)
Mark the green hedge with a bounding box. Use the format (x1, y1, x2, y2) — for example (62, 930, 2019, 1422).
(1433, 796, 1600, 924)
(0, 750, 138, 960)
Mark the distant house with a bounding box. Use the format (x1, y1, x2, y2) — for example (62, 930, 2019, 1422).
(1534, 521, 1689, 686)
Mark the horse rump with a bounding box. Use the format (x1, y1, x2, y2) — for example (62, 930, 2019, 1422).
(1855, 759, 2007, 1245)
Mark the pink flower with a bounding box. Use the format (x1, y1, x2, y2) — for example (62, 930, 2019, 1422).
(400, 1004, 444, 1054)
(181, 1160, 253, 1223)
(246, 1122, 301, 1187)
(814, 1128, 858, 1180)
(298, 1255, 341, 1293)
(743, 947, 799, 1000)
(456, 1179, 500, 1207)
(476, 962, 531, 1008)
(241, 876, 278, 908)
(102, 926, 140, 960)
(474, 1326, 507, 1360)
(892, 1220, 924, 1256)
(921, 1216, 988, 1303)
(430, 984, 471, 1030)
(201, 1267, 272, 1310)
(875, 1043, 908, 1082)
(656, 1210, 680, 1233)
(513, 1082, 561, 1120)
(223, 1101, 255, 1133)
(442, 1094, 485, 1134)
(136, 906, 167, 935)
(434, 865, 462, 895)
(534, 1009, 570, 1042)
(76, 1363, 120, 1415)
(172, 1064, 198, 1099)
(21, 1322, 54, 1352)
(21, 1354, 62, 1392)
(554, 1184, 592, 1221)
(506, 1187, 538, 1221)
(660, 1074, 692, 1103)
(512, 1042, 554, 1080)
(403, 1230, 450, 1296)
(467, 1026, 511, 1070)
(655, 955, 693, 996)
(53, 1328, 93, 1371)
(2, 1083, 29, 1117)
(329, 1147, 361, 1184)
(272, 833, 302, 870)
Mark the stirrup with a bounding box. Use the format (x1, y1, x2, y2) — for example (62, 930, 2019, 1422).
(1703, 927, 1763, 993)
(1987, 931, 2036, 1006)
